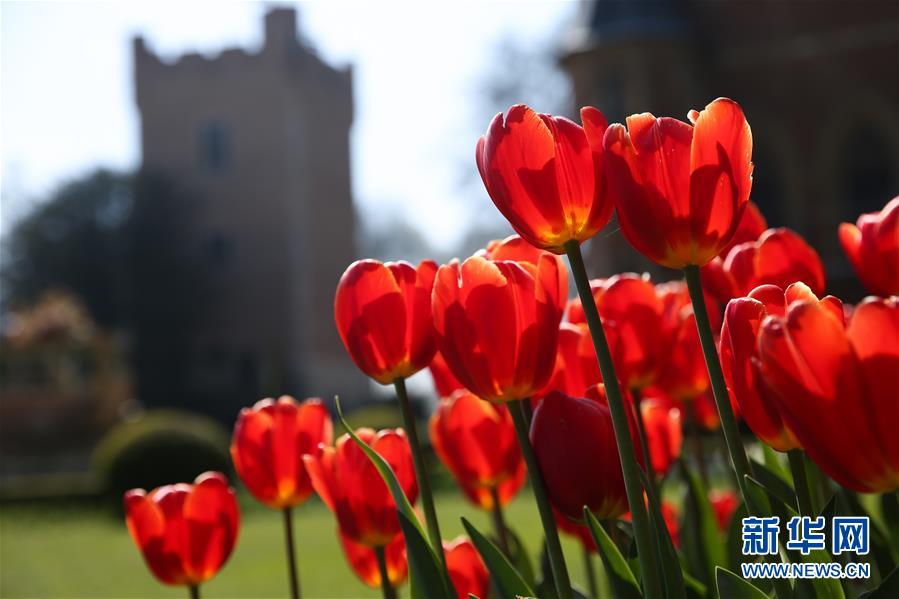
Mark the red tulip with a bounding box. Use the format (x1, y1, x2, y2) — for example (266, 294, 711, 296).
(231, 396, 332, 509)
(429, 391, 525, 510)
(444, 537, 490, 599)
(720, 284, 808, 451)
(531, 389, 641, 521)
(720, 200, 768, 258)
(481, 234, 569, 302)
(554, 509, 597, 553)
(840, 196, 899, 296)
(304, 428, 418, 546)
(429, 350, 465, 398)
(701, 200, 769, 301)
(432, 254, 564, 403)
(724, 228, 825, 298)
(757, 292, 899, 492)
(540, 322, 601, 399)
(604, 98, 753, 268)
(339, 530, 408, 589)
(709, 489, 739, 531)
(655, 307, 710, 401)
(476, 104, 614, 253)
(640, 397, 683, 477)
(334, 259, 438, 384)
(124, 472, 239, 587)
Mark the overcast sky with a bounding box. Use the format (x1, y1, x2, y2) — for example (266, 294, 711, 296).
(1, 1, 577, 248)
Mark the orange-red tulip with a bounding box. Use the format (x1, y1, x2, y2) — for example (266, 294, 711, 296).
(430, 391, 525, 510)
(476, 105, 614, 253)
(723, 228, 825, 299)
(709, 489, 739, 531)
(531, 389, 641, 521)
(335, 259, 438, 384)
(604, 98, 753, 268)
(339, 530, 408, 589)
(124, 472, 239, 587)
(720, 284, 808, 451)
(481, 234, 569, 301)
(640, 397, 683, 477)
(304, 428, 418, 546)
(429, 350, 465, 398)
(231, 396, 332, 509)
(444, 537, 490, 599)
(432, 254, 564, 403)
(839, 196, 899, 296)
(757, 293, 899, 492)
(540, 322, 601, 399)
(720, 200, 768, 258)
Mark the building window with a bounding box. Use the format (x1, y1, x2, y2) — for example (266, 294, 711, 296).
(198, 119, 231, 173)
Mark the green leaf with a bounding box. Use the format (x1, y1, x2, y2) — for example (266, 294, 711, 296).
(859, 563, 899, 599)
(335, 397, 453, 599)
(462, 517, 534, 599)
(682, 570, 709, 599)
(761, 444, 790, 483)
(840, 490, 897, 577)
(681, 462, 726, 595)
(715, 566, 770, 599)
(505, 526, 536, 589)
(640, 468, 686, 599)
(584, 508, 643, 599)
(726, 503, 750, 571)
(881, 493, 899, 554)
(749, 459, 798, 513)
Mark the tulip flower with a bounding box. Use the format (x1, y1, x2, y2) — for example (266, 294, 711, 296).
(840, 196, 899, 296)
(444, 537, 490, 599)
(304, 428, 418, 546)
(709, 489, 739, 531)
(720, 200, 768, 258)
(432, 254, 563, 404)
(124, 472, 239, 596)
(335, 259, 437, 385)
(335, 259, 444, 559)
(603, 97, 753, 269)
(640, 397, 683, 477)
(624, 501, 681, 548)
(429, 350, 465, 398)
(531, 389, 640, 521)
(231, 396, 332, 599)
(757, 292, 899, 493)
(339, 531, 407, 596)
(476, 104, 614, 253)
(540, 322, 601, 400)
(724, 228, 825, 298)
(429, 390, 525, 553)
(720, 284, 805, 452)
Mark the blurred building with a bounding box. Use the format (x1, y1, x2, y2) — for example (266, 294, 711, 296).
(563, 0, 899, 295)
(133, 7, 367, 414)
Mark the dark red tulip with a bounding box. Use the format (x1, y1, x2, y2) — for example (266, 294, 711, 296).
(709, 489, 739, 531)
(429, 391, 525, 510)
(432, 254, 563, 403)
(840, 196, 899, 296)
(335, 259, 438, 384)
(757, 293, 899, 492)
(231, 396, 332, 509)
(444, 537, 490, 599)
(304, 428, 418, 546)
(339, 530, 407, 589)
(124, 472, 239, 587)
(531, 389, 641, 521)
(481, 234, 569, 302)
(604, 98, 753, 268)
(640, 397, 683, 477)
(720, 284, 807, 451)
(540, 322, 601, 399)
(477, 105, 614, 253)
(429, 350, 466, 398)
(724, 228, 825, 298)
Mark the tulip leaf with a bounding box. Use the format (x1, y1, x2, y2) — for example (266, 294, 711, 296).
(682, 570, 708, 599)
(335, 397, 453, 599)
(880, 493, 899, 554)
(505, 526, 537, 589)
(681, 462, 726, 595)
(858, 563, 899, 599)
(749, 459, 798, 512)
(583, 508, 643, 599)
(715, 566, 770, 599)
(462, 517, 535, 599)
(639, 468, 687, 599)
(839, 490, 897, 577)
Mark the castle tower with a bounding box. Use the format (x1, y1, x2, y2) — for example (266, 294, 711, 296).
(134, 7, 367, 415)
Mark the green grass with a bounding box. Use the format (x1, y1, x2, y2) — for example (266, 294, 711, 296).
(0, 490, 600, 598)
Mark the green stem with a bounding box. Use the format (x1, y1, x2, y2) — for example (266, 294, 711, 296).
(509, 399, 572, 599)
(374, 545, 397, 599)
(489, 486, 510, 556)
(683, 265, 752, 501)
(632, 389, 658, 492)
(583, 545, 599, 599)
(393, 377, 446, 570)
(188, 585, 199, 599)
(686, 401, 709, 484)
(787, 450, 816, 517)
(565, 240, 662, 599)
(283, 507, 301, 599)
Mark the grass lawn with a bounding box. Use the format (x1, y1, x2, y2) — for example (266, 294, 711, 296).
(0, 490, 600, 598)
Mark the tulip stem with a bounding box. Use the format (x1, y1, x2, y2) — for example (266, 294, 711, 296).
(564, 240, 662, 599)
(583, 545, 599, 599)
(188, 585, 199, 599)
(683, 265, 753, 502)
(509, 399, 573, 599)
(283, 507, 301, 599)
(489, 486, 511, 556)
(632, 389, 658, 494)
(374, 545, 397, 599)
(788, 449, 816, 517)
(393, 377, 446, 570)
(686, 401, 709, 484)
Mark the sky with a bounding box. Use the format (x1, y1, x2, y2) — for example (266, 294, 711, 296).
(0, 1, 578, 249)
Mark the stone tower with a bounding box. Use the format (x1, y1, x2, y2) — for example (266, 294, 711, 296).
(133, 7, 367, 416)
